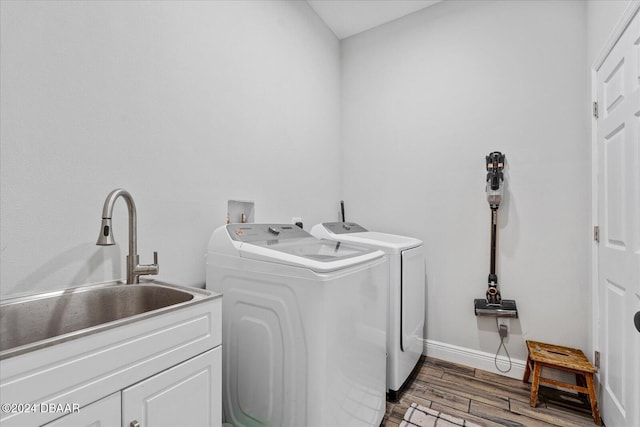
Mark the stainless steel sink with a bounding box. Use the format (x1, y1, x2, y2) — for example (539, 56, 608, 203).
(0, 280, 212, 359)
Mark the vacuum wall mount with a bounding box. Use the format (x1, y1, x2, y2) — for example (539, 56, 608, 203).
(474, 152, 518, 318)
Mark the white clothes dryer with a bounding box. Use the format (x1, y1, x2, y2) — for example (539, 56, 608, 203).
(311, 222, 425, 400)
(206, 224, 389, 427)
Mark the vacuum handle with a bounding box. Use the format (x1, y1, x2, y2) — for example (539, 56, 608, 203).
(489, 210, 498, 278)
(340, 200, 345, 222)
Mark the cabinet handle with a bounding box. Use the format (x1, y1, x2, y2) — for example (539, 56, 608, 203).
(130, 421, 140, 427)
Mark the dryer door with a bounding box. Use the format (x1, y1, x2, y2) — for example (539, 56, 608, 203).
(401, 246, 425, 357)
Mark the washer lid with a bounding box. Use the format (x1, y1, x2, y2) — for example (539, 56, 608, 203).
(313, 223, 422, 253)
(227, 224, 384, 272)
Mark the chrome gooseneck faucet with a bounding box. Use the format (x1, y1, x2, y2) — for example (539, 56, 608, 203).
(97, 189, 159, 284)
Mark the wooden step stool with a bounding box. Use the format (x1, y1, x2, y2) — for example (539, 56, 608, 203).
(523, 340, 601, 425)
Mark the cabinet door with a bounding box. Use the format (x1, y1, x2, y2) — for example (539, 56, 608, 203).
(122, 347, 221, 427)
(42, 392, 120, 427)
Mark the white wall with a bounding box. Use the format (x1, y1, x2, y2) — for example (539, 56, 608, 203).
(0, 0, 340, 295)
(341, 0, 590, 367)
(3, 0, 633, 377)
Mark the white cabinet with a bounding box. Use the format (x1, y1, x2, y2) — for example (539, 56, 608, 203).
(122, 347, 221, 427)
(41, 348, 222, 427)
(39, 349, 221, 427)
(42, 393, 121, 427)
(1, 287, 222, 427)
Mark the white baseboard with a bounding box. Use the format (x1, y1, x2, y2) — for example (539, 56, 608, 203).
(423, 339, 527, 380)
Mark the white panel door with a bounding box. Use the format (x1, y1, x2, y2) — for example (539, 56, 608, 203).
(122, 347, 222, 427)
(596, 6, 640, 427)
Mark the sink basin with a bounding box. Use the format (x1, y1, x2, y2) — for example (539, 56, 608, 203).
(0, 280, 208, 359)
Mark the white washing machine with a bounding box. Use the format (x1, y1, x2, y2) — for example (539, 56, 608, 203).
(206, 224, 389, 427)
(311, 222, 425, 400)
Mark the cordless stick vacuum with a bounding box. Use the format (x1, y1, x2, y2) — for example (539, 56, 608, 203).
(474, 152, 518, 317)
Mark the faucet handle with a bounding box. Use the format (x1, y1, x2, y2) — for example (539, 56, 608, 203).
(132, 251, 159, 281)
(152, 251, 159, 274)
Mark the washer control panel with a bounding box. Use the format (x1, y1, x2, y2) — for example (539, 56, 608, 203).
(322, 222, 368, 235)
(228, 224, 309, 242)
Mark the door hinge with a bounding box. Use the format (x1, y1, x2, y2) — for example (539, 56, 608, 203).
(593, 101, 599, 119)
(595, 350, 600, 370)
(594, 225, 600, 242)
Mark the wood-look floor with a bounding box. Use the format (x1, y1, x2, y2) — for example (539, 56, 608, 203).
(382, 357, 598, 427)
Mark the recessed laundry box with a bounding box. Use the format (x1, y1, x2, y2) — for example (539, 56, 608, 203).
(311, 222, 425, 400)
(206, 224, 389, 427)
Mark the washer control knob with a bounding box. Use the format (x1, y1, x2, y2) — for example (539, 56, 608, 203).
(268, 226, 280, 235)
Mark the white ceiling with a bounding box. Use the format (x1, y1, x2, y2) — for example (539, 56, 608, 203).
(307, 0, 442, 40)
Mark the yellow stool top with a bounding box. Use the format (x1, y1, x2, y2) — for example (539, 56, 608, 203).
(526, 340, 596, 374)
